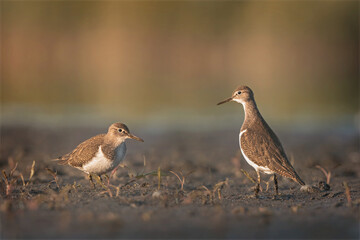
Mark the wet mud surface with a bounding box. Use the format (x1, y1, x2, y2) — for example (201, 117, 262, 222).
(0, 126, 359, 239)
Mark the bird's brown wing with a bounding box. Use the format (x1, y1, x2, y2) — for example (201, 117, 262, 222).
(57, 134, 105, 168)
(240, 129, 304, 185)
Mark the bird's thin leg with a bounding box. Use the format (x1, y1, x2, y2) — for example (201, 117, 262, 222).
(99, 173, 110, 187)
(110, 166, 120, 180)
(88, 174, 95, 189)
(255, 170, 261, 197)
(273, 174, 279, 196)
(99, 174, 109, 184)
(94, 174, 107, 189)
(108, 165, 121, 185)
(102, 174, 110, 185)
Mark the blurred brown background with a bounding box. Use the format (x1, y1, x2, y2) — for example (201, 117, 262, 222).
(1, 1, 358, 130)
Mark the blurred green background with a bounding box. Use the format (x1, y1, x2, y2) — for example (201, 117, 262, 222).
(1, 1, 359, 130)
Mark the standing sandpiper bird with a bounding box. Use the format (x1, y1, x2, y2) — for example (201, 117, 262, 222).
(217, 86, 305, 196)
(57, 122, 143, 187)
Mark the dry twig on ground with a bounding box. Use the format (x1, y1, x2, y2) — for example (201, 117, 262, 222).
(169, 170, 185, 191)
(343, 181, 352, 207)
(316, 165, 331, 184)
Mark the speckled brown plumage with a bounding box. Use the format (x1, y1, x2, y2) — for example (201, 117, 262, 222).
(218, 86, 305, 195)
(237, 86, 304, 185)
(57, 134, 105, 168)
(56, 122, 143, 184)
(240, 122, 304, 185)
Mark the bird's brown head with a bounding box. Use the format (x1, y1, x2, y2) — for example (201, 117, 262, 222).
(217, 86, 254, 105)
(108, 122, 144, 142)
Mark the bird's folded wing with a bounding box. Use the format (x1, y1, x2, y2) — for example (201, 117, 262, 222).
(240, 129, 297, 178)
(60, 134, 105, 168)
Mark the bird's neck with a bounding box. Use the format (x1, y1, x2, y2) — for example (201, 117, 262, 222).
(104, 134, 125, 147)
(102, 136, 127, 161)
(241, 100, 263, 130)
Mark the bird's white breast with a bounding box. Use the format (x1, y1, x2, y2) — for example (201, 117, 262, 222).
(81, 143, 126, 175)
(239, 129, 273, 174)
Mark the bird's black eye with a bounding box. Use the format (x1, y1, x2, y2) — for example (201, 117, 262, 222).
(118, 129, 123, 133)
(237, 91, 241, 95)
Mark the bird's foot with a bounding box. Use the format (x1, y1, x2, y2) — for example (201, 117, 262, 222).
(253, 182, 261, 194)
(254, 187, 260, 198)
(102, 174, 110, 186)
(251, 183, 263, 192)
(88, 174, 96, 189)
(93, 174, 107, 189)
(99, 174, 110, 184)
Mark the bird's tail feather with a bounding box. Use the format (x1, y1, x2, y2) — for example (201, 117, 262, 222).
(293, 173, 305, 186)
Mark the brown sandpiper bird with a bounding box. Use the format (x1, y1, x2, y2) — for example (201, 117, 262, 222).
(56, 122, 143, 187)
(217, 86, 305, 196)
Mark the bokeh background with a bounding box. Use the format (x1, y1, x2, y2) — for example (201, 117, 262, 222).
(1, 1, 359, 131)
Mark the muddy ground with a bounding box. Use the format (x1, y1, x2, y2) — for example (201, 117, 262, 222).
(0, 125, 359, 239)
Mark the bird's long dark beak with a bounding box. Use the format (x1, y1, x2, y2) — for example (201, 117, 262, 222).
(217, 97, 233, 105)
(127, 133, 144, 142)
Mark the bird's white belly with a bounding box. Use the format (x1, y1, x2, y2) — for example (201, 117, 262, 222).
(82, 143, 126, 175)
(239, 129, 273, 174)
